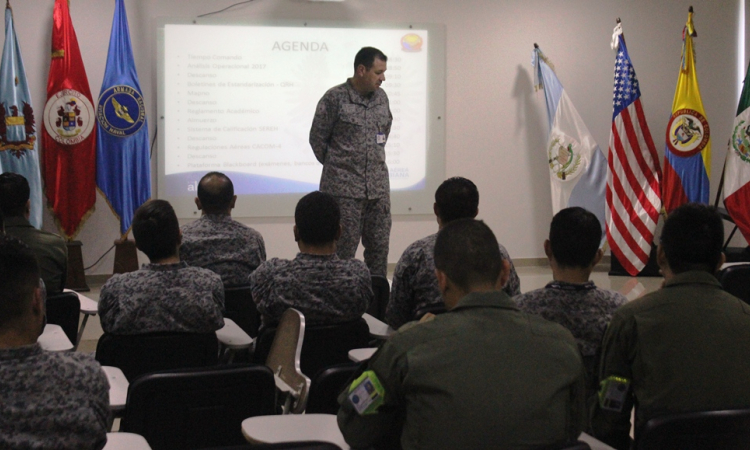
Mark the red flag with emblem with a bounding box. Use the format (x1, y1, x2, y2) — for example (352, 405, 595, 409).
(42, 0, 96, 239)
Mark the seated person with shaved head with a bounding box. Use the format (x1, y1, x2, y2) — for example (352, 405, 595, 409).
(0, 236, 109, 449)
(250, 191, 372, 328)
(99, 199, 224, 334)
(181, 172, 266, 287)
(338, 219, 585, 449)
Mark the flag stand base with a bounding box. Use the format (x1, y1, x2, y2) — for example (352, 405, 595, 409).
(113, 239, 139, 274)
(65, 241, 90, 292)
(609, 244, 661, 277)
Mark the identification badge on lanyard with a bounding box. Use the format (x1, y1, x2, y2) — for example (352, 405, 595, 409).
(376, 132, 386, 145)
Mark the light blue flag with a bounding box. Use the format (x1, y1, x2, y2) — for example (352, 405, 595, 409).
(96, 0, 150, 236)
(0, 5, 43, 228)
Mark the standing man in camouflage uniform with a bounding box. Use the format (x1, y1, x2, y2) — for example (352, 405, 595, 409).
(181, 172, 266, 287)
(310, 47, 392, 277)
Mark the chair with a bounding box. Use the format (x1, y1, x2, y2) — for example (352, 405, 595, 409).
(367, 275, 390, 321)
(120, 364, 276, 450)
(224, 286, 261, 338)
(637, 408, 750, 450)
(264, 309, 310, 414)
(717, 264, 750, 305)
(45, 291, 81, 349)
(414, 303, 447, 321)
(305, 363, 359, 414)
(536, 441, 591, 450)
(255, 318, 370, 380)
(95, 332, 219, 382)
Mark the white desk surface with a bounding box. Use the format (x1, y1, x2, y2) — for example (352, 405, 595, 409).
(103, 432, 152, 450)
(348, 347, 377, 362)
(102, 366, 129, 411)
(579, 432, 616, 450)
(362, 313, 395, 339)
(37, 324, 73, 352)
(216, 318, 254, 349)
(242, 413, 348, 449)
(63, 288, 98, 315)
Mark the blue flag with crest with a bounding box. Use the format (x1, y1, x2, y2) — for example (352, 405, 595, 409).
(96, 0, 150, 236)
(0, 4, 43, 228)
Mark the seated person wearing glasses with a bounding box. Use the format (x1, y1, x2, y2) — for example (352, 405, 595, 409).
(338, 219, 585, 449)
(385, 177, 521, 329)
(99, 200, 224, 334)
(514, 207, 625, 410)
(181, 172, 266, 287)
(592, 204, 750, 449)
(0, 236, 109, 449)
(250, 191, 373, 328)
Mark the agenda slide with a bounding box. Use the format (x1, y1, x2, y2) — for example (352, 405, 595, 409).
(157, 20, 445, 218)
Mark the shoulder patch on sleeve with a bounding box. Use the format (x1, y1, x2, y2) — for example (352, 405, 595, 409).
(599, 376, 631, 412)
(347, 370, 385, 415)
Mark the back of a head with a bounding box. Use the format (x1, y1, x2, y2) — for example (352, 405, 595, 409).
(661, 203, 723, 274)
(353, 46, 387, 70)
(434, 219, 502, 291)
(0, 172, 30, 218)
(435, 177, 479, 224)
(0, 236, 39, 330)
(197, 171, 234, 214)
(295, 191, 340, 246)
(549, 207, 602, 268)
(132, 199, 180, 261)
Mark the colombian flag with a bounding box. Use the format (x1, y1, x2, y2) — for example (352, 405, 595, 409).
(663, 8, 710, 214)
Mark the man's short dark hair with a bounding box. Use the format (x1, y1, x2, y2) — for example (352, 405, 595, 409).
(435, 177, 479, 224)
(354, 47, 387, 71)
(661, 203, 723, 274)
(0, 236, 39, 329)
(197, 172, 234, 213)
(0, 172, 30, 217)
(295, 191, 340, 246)
(132, 200, 180, 261)
(549, 207, 602, 268)
(434, 219, 503, 291)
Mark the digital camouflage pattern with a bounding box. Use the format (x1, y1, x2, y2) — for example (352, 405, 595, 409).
(181, 214, 266, 287)
(98, 261, 224, 334)
(336, 196, 391, 277)
(0, 344, 109, 449)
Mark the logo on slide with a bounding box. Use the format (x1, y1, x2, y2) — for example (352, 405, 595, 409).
(666, 108, 709, 157)
(401, 34, 423, 52)
(97, 85, 146, 137)
(548, 134, 583, 181)
(43, 89, 95, 145)
(732, 109, 750, 164)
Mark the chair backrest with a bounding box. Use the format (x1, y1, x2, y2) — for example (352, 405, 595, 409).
(224, 286, 260, 338)
(255, 318, 371, 379)
(95, 332, 219, 382)
(717, 264, 750, 305)
(121, 364, 276, 450)
(637, 408, 750, 450)
(305, 363, 359, 414)
(414, 303, 447, 321)
(45, 291, 80, 346)
(367, 275, 390, 321)
(265, 309, 310, 414)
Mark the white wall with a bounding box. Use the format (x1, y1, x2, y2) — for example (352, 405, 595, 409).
(8, 0, 746, 274)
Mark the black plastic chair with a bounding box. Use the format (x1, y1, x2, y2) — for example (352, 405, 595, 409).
(224, 286, 260, 338)
(536, 441, 591, 450)
(717, 264, 750, 305)
(305, 362, 360, 414)
(121, 364, 277, 450)
(95, 332, 219, 382)
(414, 303, 447, 321)
(45, 291, 80, 348)
(637, 408, 750, 450)
(367, 275, 390, 321)
(254, 318, 370, 379)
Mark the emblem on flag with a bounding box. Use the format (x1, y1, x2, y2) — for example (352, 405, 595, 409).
(548, 134, 583, 181)
(730, 111, 750, 164)
(0, 101, 35, 157)
(43, 89, 95, 145)
(97, 85, 146, 137)
(666, 109, 709, 156)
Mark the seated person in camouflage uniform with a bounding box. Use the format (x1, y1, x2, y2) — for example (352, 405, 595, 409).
(592, 204, 750, 450)
(514, 207, 626, 415)
(385, 177, 521, 329)
(338, 219, 585, 449)
(0, 236, 109, 449)
(99, 199, 224, 335)
(181, 172, 266, 287)
(250, 191, 373, 328)
(0, 173, 67, 295)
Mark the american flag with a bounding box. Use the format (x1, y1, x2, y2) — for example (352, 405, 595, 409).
(606, 27, 662, 276)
